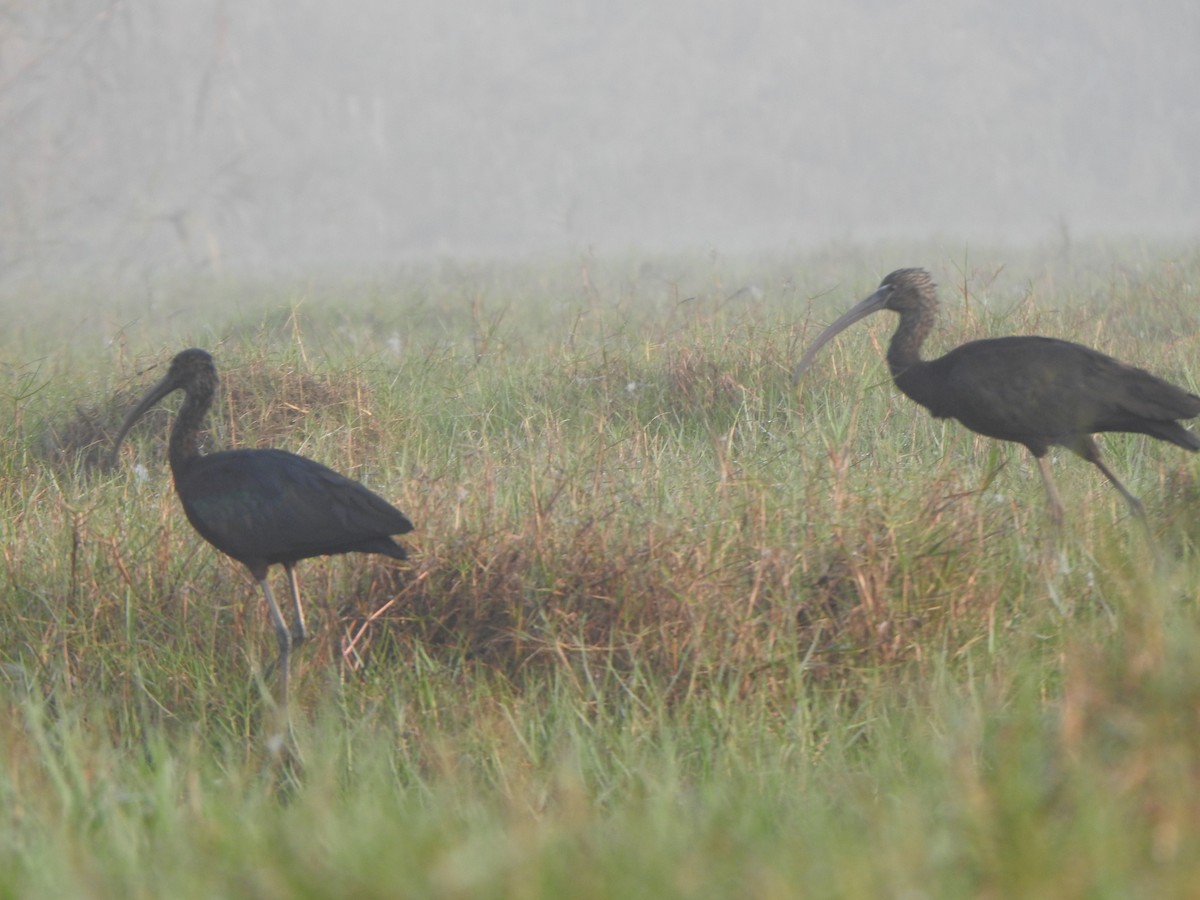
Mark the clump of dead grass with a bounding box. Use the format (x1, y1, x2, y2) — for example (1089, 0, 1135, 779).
(319, 474, 1025, 705)
(330, 521, 763, 702)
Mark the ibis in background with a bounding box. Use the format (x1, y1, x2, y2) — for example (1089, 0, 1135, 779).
(110, 348, 413, 712)
(793, 268, 1200, 522)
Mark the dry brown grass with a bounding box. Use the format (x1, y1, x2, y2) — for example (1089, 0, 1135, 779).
(16, 249, 1200, 721)
(25, 332, 1054, 718)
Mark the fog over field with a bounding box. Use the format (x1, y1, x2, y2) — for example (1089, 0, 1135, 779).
(2, 1, 1198, 290)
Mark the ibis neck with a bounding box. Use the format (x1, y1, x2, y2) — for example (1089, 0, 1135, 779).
(885, 306, 936, 377)
(168, 388, 214, 475)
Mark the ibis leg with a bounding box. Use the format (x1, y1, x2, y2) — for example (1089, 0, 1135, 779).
(1035, 455, 1065, 527)
(1090, 458, 1146, 518)
(283, 563, 308, 647)
(258, 577, 293, 710)
(1078, 437, 1145, 518)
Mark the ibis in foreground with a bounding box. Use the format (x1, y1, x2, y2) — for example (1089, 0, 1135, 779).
(110, 348, 413, 712)
(793, 268, 1200, 522)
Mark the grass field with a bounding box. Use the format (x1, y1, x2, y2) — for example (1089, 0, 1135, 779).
(3, 241, 1200, 896)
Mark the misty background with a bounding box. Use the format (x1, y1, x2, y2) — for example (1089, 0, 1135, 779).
(2, 0, 1198, 293)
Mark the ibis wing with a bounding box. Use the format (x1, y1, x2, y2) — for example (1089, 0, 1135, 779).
(924, 337, 1200, 450)
(176, 448, 413, 564)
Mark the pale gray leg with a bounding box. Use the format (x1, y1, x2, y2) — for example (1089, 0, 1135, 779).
(1077, 436, 1145, 518)
(1035, 455, 1065, 527)
(284, 563, 308, 647)
(259, 576, 293, 710)
(1089, 457, 1145, 518)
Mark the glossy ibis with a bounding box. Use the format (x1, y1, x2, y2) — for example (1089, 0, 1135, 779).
(793, 268, 1200, 522)
(109, 349, 413, 711)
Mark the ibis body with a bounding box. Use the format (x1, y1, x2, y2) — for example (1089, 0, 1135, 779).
(110, 348, 413, 709)
(793, 268, 1200, 521)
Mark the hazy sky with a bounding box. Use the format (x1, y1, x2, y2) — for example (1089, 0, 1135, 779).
(3, 0, 1198, 288)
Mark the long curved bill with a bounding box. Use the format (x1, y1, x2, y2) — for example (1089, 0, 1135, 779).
(792, 285, 891, 384)
(108, 370, 179, 468)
